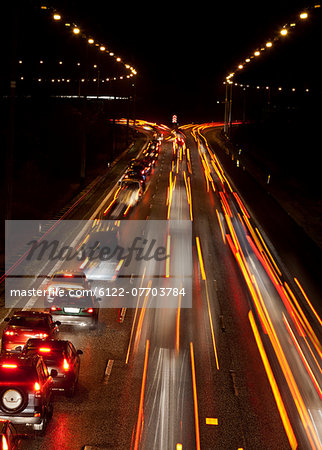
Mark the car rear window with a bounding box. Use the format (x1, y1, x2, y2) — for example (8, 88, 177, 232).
(9, 317, 48, 328)
(0, 366, 36, 384)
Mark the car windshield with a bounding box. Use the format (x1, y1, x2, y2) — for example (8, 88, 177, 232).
(10, 317, 48, 328)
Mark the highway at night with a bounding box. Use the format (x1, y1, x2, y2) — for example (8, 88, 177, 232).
(1, 120, 320, 449)
(2, 3, 321, 449)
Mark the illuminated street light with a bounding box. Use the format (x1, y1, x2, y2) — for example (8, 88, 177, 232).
(280, 28, 288, 36)
(266, 41, 273, 47)
(53, 13, 61, 21)
(238, 64, 244, 69)
(300, 12, 308, 19)
(73, 27, 80, 35)
(100, 46, 106, 51)
(88, 38, 94, 44)
(254, 51, 260, 56)
(116, 57, 121, 62)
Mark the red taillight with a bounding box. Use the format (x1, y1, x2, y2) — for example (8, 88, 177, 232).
(50, 306, 62, 311)
(5, 331, 14, 336)
(2, 435, 9, 450)
(63, 273, 73, 277)
(39, 347, 51, 353)
(63, 358, 70, 371)
(34, 382, 41, 392)
(141, 170, 144, 174)
(2, 364, 17, 369)
(82, 307, 93, 313)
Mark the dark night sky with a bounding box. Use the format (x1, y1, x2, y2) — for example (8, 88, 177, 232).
(6, 1, 321, 123)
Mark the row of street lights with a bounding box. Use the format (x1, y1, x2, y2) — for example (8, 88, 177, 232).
(223, 4, 320, 134)
(40, 4, 137, 80)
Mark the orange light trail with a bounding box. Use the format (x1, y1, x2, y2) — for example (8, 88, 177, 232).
(283, 314, 322, 400)
(190, 342, 201, 450)
(248, 310, 298, 450)
(195, 237, 206, 281)
(294, 278, 322, 328)
(133, 339, 150, 450)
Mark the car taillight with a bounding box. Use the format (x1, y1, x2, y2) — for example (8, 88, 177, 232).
(39, 347, 51, 353)
(63, 358, 70, 371)
(2, 435, 9, 450)
(38, 333, 48, 339)
(141, 170, 144, 174)
(4, 331, 14, 336)
(2, 364, 17, 369)
(34, 382, 41, 392)
(50, 306, 62, 311)
(63, 273, 73, 277)
(82, 307, 93, 313)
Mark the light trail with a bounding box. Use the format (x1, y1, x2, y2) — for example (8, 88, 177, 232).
(190, 342, 201, 450)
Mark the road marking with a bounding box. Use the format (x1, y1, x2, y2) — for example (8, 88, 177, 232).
(103, 359, 114, 384)
(205, 417, 218, 425)
(205, 281, 220, 370)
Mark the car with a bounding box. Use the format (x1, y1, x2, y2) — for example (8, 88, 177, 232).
(128, 160, 147, 175)
(141, 156, 153, 174)
(0, 354, 56, 434)
(2, 312, 60, 353)
(45, 271, 90, 300)
(122, 170, 146, 189)
(23, 339, 83, 398)
(118, 179, 144, 205)
(48, 290, 100, 329)
(0, 419, 27, 449)
(82, 226, 120, 281)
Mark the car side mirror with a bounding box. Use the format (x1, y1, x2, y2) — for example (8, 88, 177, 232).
(50, 369, 58, 377)
(76, 349, 83, 355)
(55, 321, 61, 326)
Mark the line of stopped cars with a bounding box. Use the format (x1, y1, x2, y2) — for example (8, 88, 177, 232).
(0, 272, 94, 447)
(0, 138, 161, 447)
(115, 139, 160, 214)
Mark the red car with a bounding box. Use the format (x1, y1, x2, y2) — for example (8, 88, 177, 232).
(1, 311, 60, 352)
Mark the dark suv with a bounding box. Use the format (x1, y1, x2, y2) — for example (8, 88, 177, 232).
(0, 354, 55, 434)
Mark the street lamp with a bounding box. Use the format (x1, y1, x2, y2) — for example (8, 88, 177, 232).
(53, 14, 61, 21)
(280, 28, 288, 36)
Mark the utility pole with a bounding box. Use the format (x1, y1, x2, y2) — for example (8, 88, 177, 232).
(228, 82, 233, 135)
(224, 83, 229, 134)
